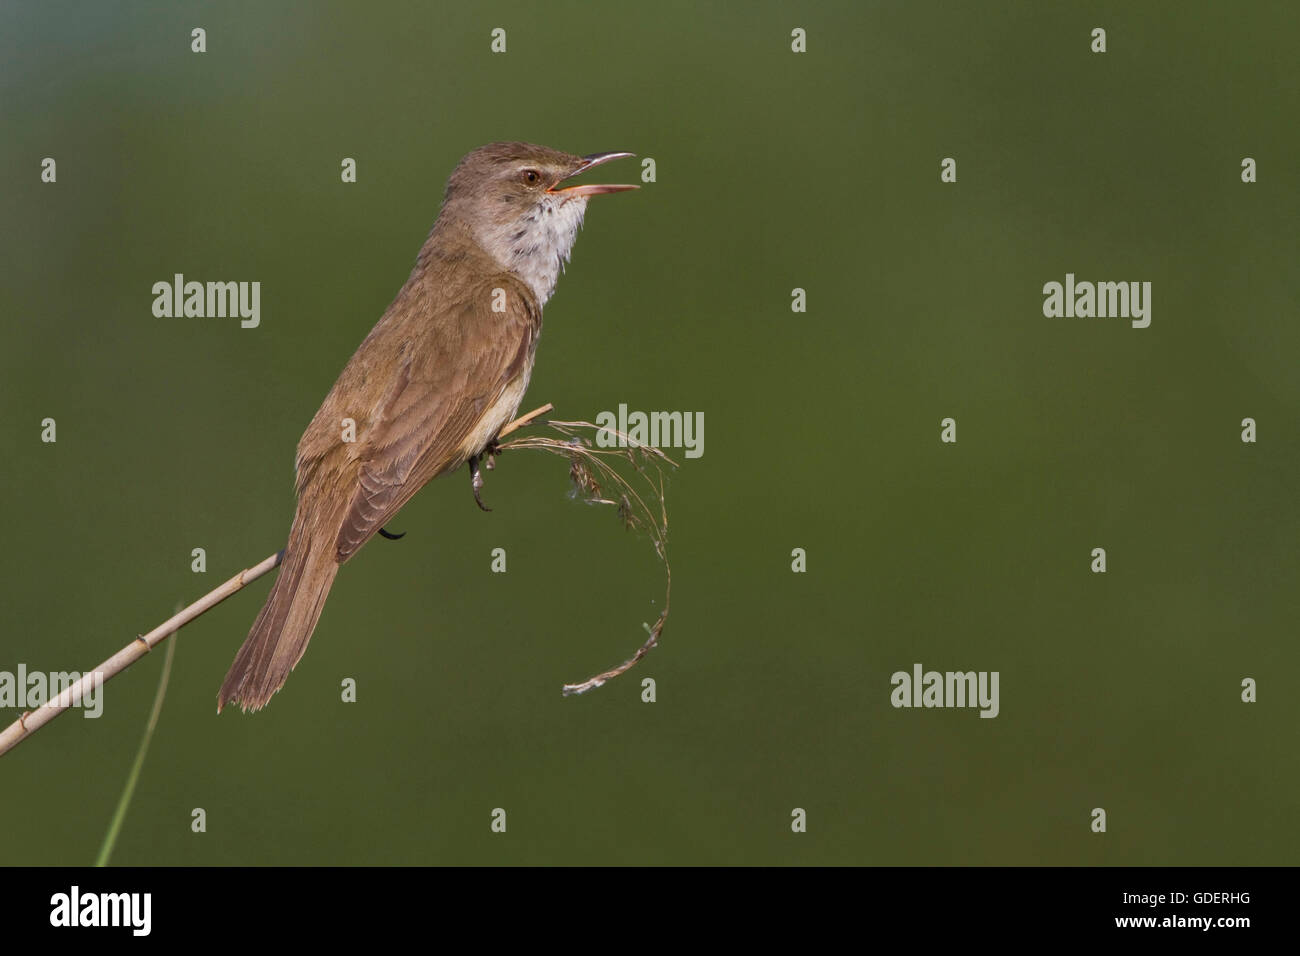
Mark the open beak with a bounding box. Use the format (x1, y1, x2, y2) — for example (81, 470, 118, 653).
(548, 151, 639, 197)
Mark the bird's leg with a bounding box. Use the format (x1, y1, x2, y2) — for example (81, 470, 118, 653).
(469, 454, 491, 512)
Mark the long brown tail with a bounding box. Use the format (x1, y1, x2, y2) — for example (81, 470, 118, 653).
(218, 516, 340, 713)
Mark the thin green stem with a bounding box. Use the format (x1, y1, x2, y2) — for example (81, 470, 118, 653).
(95, 630, 177, 867)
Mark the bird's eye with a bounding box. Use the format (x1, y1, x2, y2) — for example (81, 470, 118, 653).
(522, 169, 540, 185)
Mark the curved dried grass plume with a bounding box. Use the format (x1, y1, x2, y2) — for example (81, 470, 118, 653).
(498, 417, 676, 695)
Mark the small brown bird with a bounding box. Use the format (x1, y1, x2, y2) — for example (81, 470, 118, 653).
(219, 142, 637, 712)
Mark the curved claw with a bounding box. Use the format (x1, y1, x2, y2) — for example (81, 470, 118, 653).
(378, 527, 406, 540)
(470, 455, 492, 512)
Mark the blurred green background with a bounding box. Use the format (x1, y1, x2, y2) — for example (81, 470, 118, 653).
(2, 1, 1297, 865)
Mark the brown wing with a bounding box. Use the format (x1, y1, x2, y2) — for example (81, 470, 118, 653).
(328, 272, 540, 561)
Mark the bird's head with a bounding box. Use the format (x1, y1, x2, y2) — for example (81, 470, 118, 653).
(438, 142, 637, 303)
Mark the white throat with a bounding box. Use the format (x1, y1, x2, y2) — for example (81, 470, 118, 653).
(477, 194, 589, 305)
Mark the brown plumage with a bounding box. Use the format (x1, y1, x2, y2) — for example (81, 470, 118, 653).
(218, 143, 636, 712)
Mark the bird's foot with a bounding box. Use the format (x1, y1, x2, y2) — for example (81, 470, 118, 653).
(484, 438, 501, 472)
(469, 454, 491, 512)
